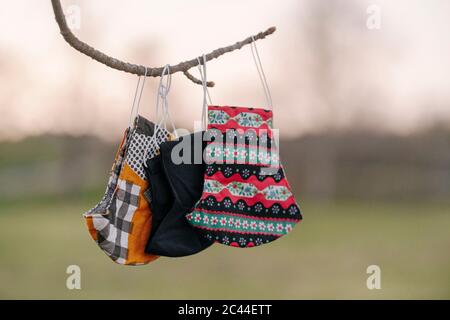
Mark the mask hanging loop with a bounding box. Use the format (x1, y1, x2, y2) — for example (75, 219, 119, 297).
(145, 64, 178, 163)
(158, 64, 177, 137)
(143, 64, 177, 164)
(250, 36, 273, 111)
(197, 55, 212, 131)
(128, 66, 148, 128)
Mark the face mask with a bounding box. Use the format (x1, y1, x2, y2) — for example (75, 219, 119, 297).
(186, 46, 303, 248)
(83, 66, 174, 264)
(144, 131, 213, 257)
(84, 116, 170, 264)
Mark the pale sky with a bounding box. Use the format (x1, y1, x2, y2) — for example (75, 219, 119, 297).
(0, 0, 449, 141)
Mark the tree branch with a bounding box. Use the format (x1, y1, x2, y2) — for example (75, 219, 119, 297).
(51, 0, 276, 87)
(183, 70, 215, 87)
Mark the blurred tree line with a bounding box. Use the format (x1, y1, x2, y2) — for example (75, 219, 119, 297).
(0, 126, 448, 204)
(281, 126, 450, 201)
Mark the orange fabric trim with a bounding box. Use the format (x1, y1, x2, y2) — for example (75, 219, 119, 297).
(119, 163, 159, 265)
(84, 216, 98, 241)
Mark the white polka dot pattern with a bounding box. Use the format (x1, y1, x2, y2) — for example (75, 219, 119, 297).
(124, 127, 170, 179)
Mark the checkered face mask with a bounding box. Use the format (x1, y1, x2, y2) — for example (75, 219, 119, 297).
(84, 116, 170, 265)
(83, 64, 177, 265)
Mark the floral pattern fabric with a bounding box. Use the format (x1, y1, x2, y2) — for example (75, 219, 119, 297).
(186, 105, 302, 248)
(203, 180, 293, 201)
(208, 109, 273, 128)
(205, 143, 279, 166)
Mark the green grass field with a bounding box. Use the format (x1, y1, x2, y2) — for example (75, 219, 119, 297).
(0, 197, 449, 299)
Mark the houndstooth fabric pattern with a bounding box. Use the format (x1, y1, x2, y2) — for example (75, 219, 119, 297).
(124, 127, 170, 179)
(92, 179, 141, 263)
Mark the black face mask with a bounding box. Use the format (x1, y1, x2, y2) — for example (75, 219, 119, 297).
(144, 131, 213, 257)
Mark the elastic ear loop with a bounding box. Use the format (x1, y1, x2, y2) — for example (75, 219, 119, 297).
(197, 55, 212, 130)
(158, 64, 178, 137)
(128, 76, 141, 128)
(251, 36, 273, 110)
(128, 66, 148, 128)
(144, 64, 178, 163)
(155, 65, 170, 128)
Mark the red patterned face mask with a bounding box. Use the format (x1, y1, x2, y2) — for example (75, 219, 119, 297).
(186, 105, 302, 247)
(186, 42, 302, 248)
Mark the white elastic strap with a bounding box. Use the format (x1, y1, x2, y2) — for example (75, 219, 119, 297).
(128, 76, 141, 128)
(197, 55, 212, 130)
(128, 67, 148, 128)
(143, 65, 175, 164)
(251, 36, 273, 110)
(150, 65, 178, 151)
(160, 64, 177, 137)
(155, 65, 170, 127)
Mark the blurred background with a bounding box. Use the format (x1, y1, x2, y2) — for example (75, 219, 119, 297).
(0, 0, 449, 299)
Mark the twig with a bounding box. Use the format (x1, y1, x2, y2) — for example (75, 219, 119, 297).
(51, 0, 276, 87)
